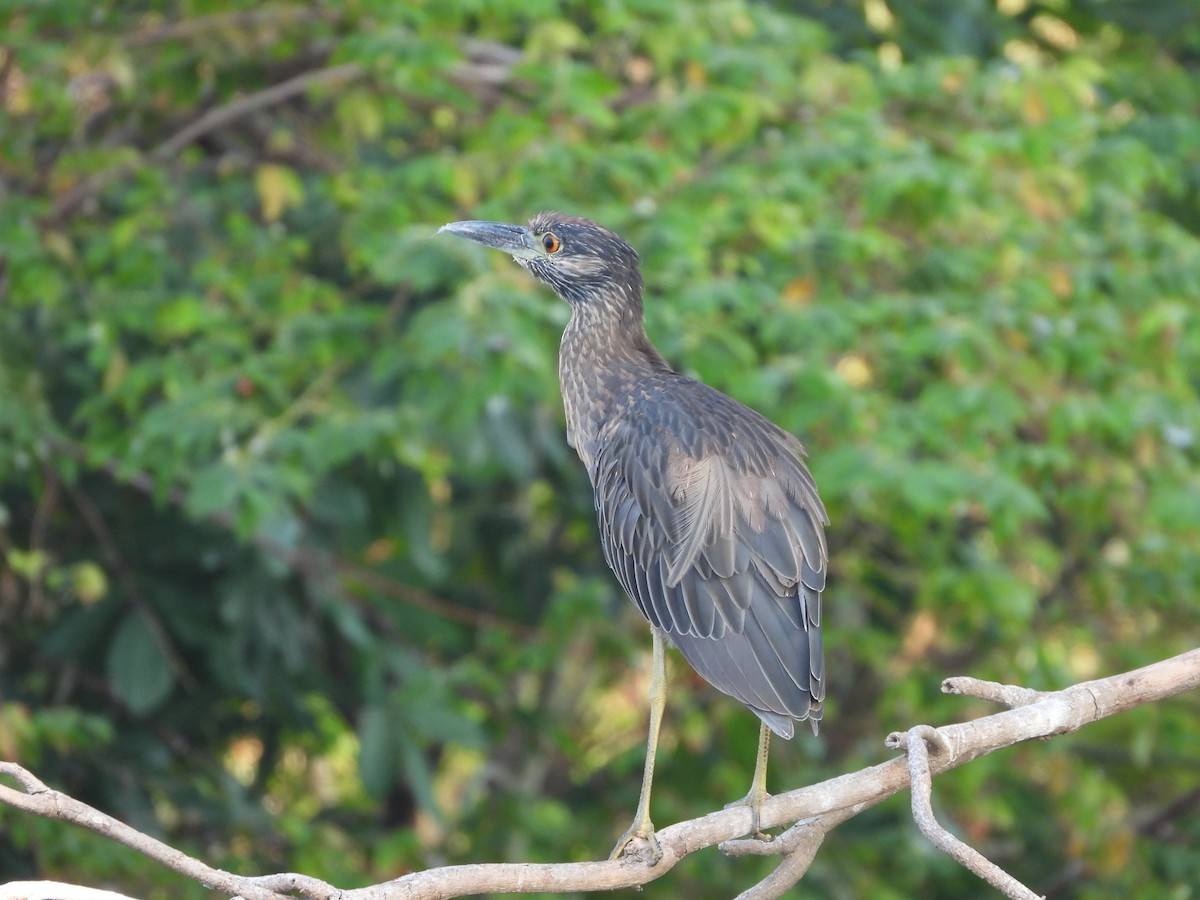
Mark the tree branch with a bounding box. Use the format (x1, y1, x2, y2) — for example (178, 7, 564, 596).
(721, 805, 862, 900)
(123, 8, 341, 47)
(2, 649, 1197, 899)
(0, 882, 140, 900)
(942, 676, 1047, 708)
(147, 62, 363, 162)
(896, 725, 1042, 900)
(0, 763, 295, 900)
(47, 62, 364, 223)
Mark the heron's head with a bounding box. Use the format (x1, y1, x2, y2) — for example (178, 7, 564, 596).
(440, 212, 643, 309)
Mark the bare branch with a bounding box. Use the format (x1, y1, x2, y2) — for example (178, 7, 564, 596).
(242, 872, 342, 899)
(942, 676, 1048, 708)
(148, 63, 364, 162)
(0, 763, 47, 794)
(723, 805, 862, 900)
(2, 649, 1197, 900)
(0, 882, 139, 900)
(451, 39, 523, 89)
(896, 726, 1043, 900)
(732, 838, 820, 900)
(47, 62, 364, 223)
(123, 8, 340, 47)
(0, 764, 293, 900)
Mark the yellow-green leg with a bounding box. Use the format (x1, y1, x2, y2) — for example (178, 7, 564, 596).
(610, 626, 666, 863)
(725, 720, 772, 838)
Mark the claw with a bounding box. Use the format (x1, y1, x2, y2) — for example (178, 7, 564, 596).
(610, 823, 663, 865)
(725, 788, 773, 841)
(725, 720, 776, 840)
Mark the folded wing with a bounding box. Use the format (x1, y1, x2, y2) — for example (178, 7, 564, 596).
(591, 379, 828, 737)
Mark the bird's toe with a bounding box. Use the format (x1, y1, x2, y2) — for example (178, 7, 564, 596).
(725, 787, 774, 841)
(609, 823, 663, 865)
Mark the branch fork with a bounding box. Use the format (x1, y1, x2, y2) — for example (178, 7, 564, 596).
(3, 650, 1198, 900)
(888, 724, 1043, 900)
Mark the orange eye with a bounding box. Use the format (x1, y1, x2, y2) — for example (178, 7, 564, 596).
(542, 232, 561, 254)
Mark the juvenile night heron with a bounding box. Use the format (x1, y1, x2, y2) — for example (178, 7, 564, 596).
(440, 213, 828, 861)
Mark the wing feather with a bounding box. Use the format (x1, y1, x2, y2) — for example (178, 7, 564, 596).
(590, 379, 828, 735)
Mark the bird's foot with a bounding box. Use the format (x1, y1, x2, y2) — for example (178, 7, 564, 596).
(609, 821, 663, 865)
(725, 787, 773, 841)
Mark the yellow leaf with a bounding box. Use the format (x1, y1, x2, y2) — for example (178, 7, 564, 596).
(625, 56, 654, 86)
(1134, 431, 1158, 467)
(1001, 327, 1029, 351)
(940, 70, 965, 94)
(1003, 38, 1042, 68)
(1017, 172, 1058, 220)
(336, 89, 384, 141)
(899, 609, 938, 663)
(781, 275, 816, 307)
(0, 704, 30, 759)
(1049, 263, 1073, 298)
(834, 353, 873, 388)
(1097, 828, 1134, 874)
(864, 0, 895, 33)
(363, 538, 397, 564)
(255, 163, 304, 223)
(526, 20, 584, 61)
(1031, 14, 1078, 51)
(878, 42, 902, 72)
(2, 61, 31, 115)
(451, 161, 479, 208)
(103, 349, 128, 391)
(684, 60, 707, 88)
(223, 735, 264, 786)
(1021, 87, 1048, 125)
(71, 561, 109, 605)
(42, 230, 77, 265)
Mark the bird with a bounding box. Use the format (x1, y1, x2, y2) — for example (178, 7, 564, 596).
(440, 212, 828, 862)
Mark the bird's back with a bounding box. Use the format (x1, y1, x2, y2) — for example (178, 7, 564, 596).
(584, 370, 828, 738)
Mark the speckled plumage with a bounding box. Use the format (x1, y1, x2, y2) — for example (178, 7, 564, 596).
(441, 211, 829, 740)
(529, 213, 829, 738)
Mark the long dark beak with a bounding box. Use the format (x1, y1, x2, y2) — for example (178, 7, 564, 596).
(439, 220, 539, 259)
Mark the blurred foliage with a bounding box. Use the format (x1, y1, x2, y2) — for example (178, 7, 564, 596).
(1, 1, 1199, 897)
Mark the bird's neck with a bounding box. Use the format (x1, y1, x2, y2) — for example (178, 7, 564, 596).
(558, 298, 671, 473)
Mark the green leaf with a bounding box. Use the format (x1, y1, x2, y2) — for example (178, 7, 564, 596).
(106, 613, 174, 715)
(357, 704, 393, 799)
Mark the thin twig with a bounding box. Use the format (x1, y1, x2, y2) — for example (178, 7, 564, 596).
(124, 8, 339, 47)
(149, 62, 363, 161)
(0, 761, 48, 794)
(0, 763, 297, 900)
(942, 676, 1048, 708)
(27, 463, 61, 613)
(725, 806, 862, 900)
(732, 840, 820, 900)
(47, 62, 364, 222)
(897, 726, 1043, 900)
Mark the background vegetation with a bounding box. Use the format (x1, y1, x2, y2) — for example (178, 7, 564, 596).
(2, 1, 1199, 897)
